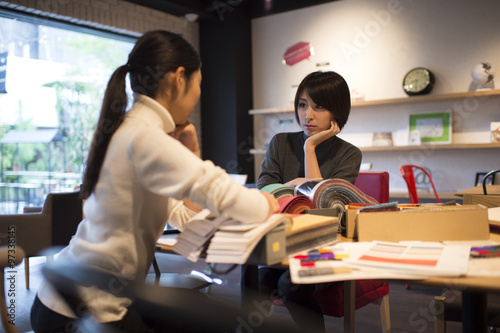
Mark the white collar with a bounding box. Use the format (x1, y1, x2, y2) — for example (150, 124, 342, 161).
(130, 93, 176, 134)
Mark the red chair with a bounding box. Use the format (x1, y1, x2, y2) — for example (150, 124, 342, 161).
(274, 171, 391, 332)
(354, 171, 390, 204)
(399, 165, 441, 290)
(400, 164, 441, 204)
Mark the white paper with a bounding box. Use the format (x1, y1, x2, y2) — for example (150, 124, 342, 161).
(488, 207, 500, 226)
(345, 241, 470, 277)
(289, 241, 472, 285)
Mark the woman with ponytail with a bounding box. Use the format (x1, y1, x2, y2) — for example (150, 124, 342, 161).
(30, 30, 279, 332)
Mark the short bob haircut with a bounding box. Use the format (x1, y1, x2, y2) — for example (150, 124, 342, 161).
(294, 71, 351, 130)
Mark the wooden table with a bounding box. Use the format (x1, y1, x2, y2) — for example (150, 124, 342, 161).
(241, 230, 500, 333)
(408, 230, 500, 333)
(158, 230, 500, 333)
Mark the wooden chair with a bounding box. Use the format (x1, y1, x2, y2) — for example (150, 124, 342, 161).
(400, 164, 441, 204)
(0, 190, 83, 289)
(434, 290, 500, 333)
(0, 245, 25, 333)
(399, 165, 440, 290)
(274, 171, 392, 332)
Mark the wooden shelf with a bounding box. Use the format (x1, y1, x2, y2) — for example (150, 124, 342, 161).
(249, 89, 500, 114)
(250, 142, 500, 155)
(249, 107, 293, 115)
(351, 89, 500, 107)
(360, 142, 500, 152)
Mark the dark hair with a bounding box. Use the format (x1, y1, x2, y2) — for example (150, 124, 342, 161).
(81, 30, 201, 199)
(294, 71, 351, 130)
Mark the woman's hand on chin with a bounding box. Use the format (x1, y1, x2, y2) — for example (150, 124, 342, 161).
(170, 122, 201, 157)
(304, 121, 340, 149)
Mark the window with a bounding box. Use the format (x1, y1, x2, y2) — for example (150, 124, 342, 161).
(0, 10, 136, 213)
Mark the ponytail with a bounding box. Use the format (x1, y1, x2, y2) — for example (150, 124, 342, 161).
(81, 65, 129, 199)
(81, 30, 201, 199)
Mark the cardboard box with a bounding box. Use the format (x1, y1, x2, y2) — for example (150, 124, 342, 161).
(345, 206, 359, 239)
(356, 205, 489, 242)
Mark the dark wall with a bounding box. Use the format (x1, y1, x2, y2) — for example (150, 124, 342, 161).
(199, 2, 255, 181)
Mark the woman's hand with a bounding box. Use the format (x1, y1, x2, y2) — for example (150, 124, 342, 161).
(285, 177, 323, 187)
(262, 192, 280, 216)
(304, 121, 340, 149)
(303, 121, 339, 180)
(170, 121, 201, 157)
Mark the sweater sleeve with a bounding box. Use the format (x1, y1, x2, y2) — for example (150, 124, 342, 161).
(166, 198, 198, 231)
(129, 128, 271, 224)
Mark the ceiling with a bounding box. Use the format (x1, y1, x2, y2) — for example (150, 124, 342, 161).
(123, 0, 337, 20)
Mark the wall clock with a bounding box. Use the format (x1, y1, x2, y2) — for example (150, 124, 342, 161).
(402, 67, 435, 96)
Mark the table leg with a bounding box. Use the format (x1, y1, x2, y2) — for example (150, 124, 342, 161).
(461, 290, 487, 333)
(344, 280, 355, 333)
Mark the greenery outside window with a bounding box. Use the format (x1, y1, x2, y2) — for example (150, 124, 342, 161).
(0, 10, 136, 213)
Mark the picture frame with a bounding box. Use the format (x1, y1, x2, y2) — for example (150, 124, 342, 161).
(409, 111, 451, 144)
(475, 172, 495, 186)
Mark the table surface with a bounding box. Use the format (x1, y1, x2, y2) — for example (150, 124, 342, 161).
(157, 226, 500, 333)
(406, 230, 500, 292)
(157, 228, 500, 289)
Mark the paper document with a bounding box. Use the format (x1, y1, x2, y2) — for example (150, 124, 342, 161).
(290, 242, 418, 284)
(157, 236, 177, 248)
(172, 210, 228, 262)
(345, 241, 470, 277)
(289, 241, 471, 284)
(489, 207, 500, 226)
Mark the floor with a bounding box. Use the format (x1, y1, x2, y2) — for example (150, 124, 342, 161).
(8, 252, 468, 333)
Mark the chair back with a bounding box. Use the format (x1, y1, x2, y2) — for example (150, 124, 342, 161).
(400, 164, 440, 204)
(354, 172, 390, 203)
(49, 190, 83, 246)
(482, 169, 500, 195)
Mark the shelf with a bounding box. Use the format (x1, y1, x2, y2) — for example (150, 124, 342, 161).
(249, 89, 500, 114)
(359, 142, 500, 152)
(249, 107, 293, 115)
(250, 142, 500, 155)
(351, 89, 500, 108)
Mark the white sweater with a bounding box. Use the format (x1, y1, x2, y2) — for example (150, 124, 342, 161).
(38, 94, 271, 322)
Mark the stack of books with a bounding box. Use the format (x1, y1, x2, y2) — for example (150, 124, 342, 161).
(172, 210, 340, 264)
(285, 214, 340, 255)
(172, 210, 227, 262)
(205, 214, 292, 264)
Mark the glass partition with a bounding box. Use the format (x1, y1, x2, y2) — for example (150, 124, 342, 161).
(0, 11, 136, 213)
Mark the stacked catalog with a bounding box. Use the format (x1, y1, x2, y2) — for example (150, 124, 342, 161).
(205, 213, 292, 264)
(285, 214, 340, 255)
(205, 213, 340, 263)
(173, 211, 341, 264)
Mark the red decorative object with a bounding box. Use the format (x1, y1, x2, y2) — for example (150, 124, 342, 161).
(283, 42, 312, 66)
